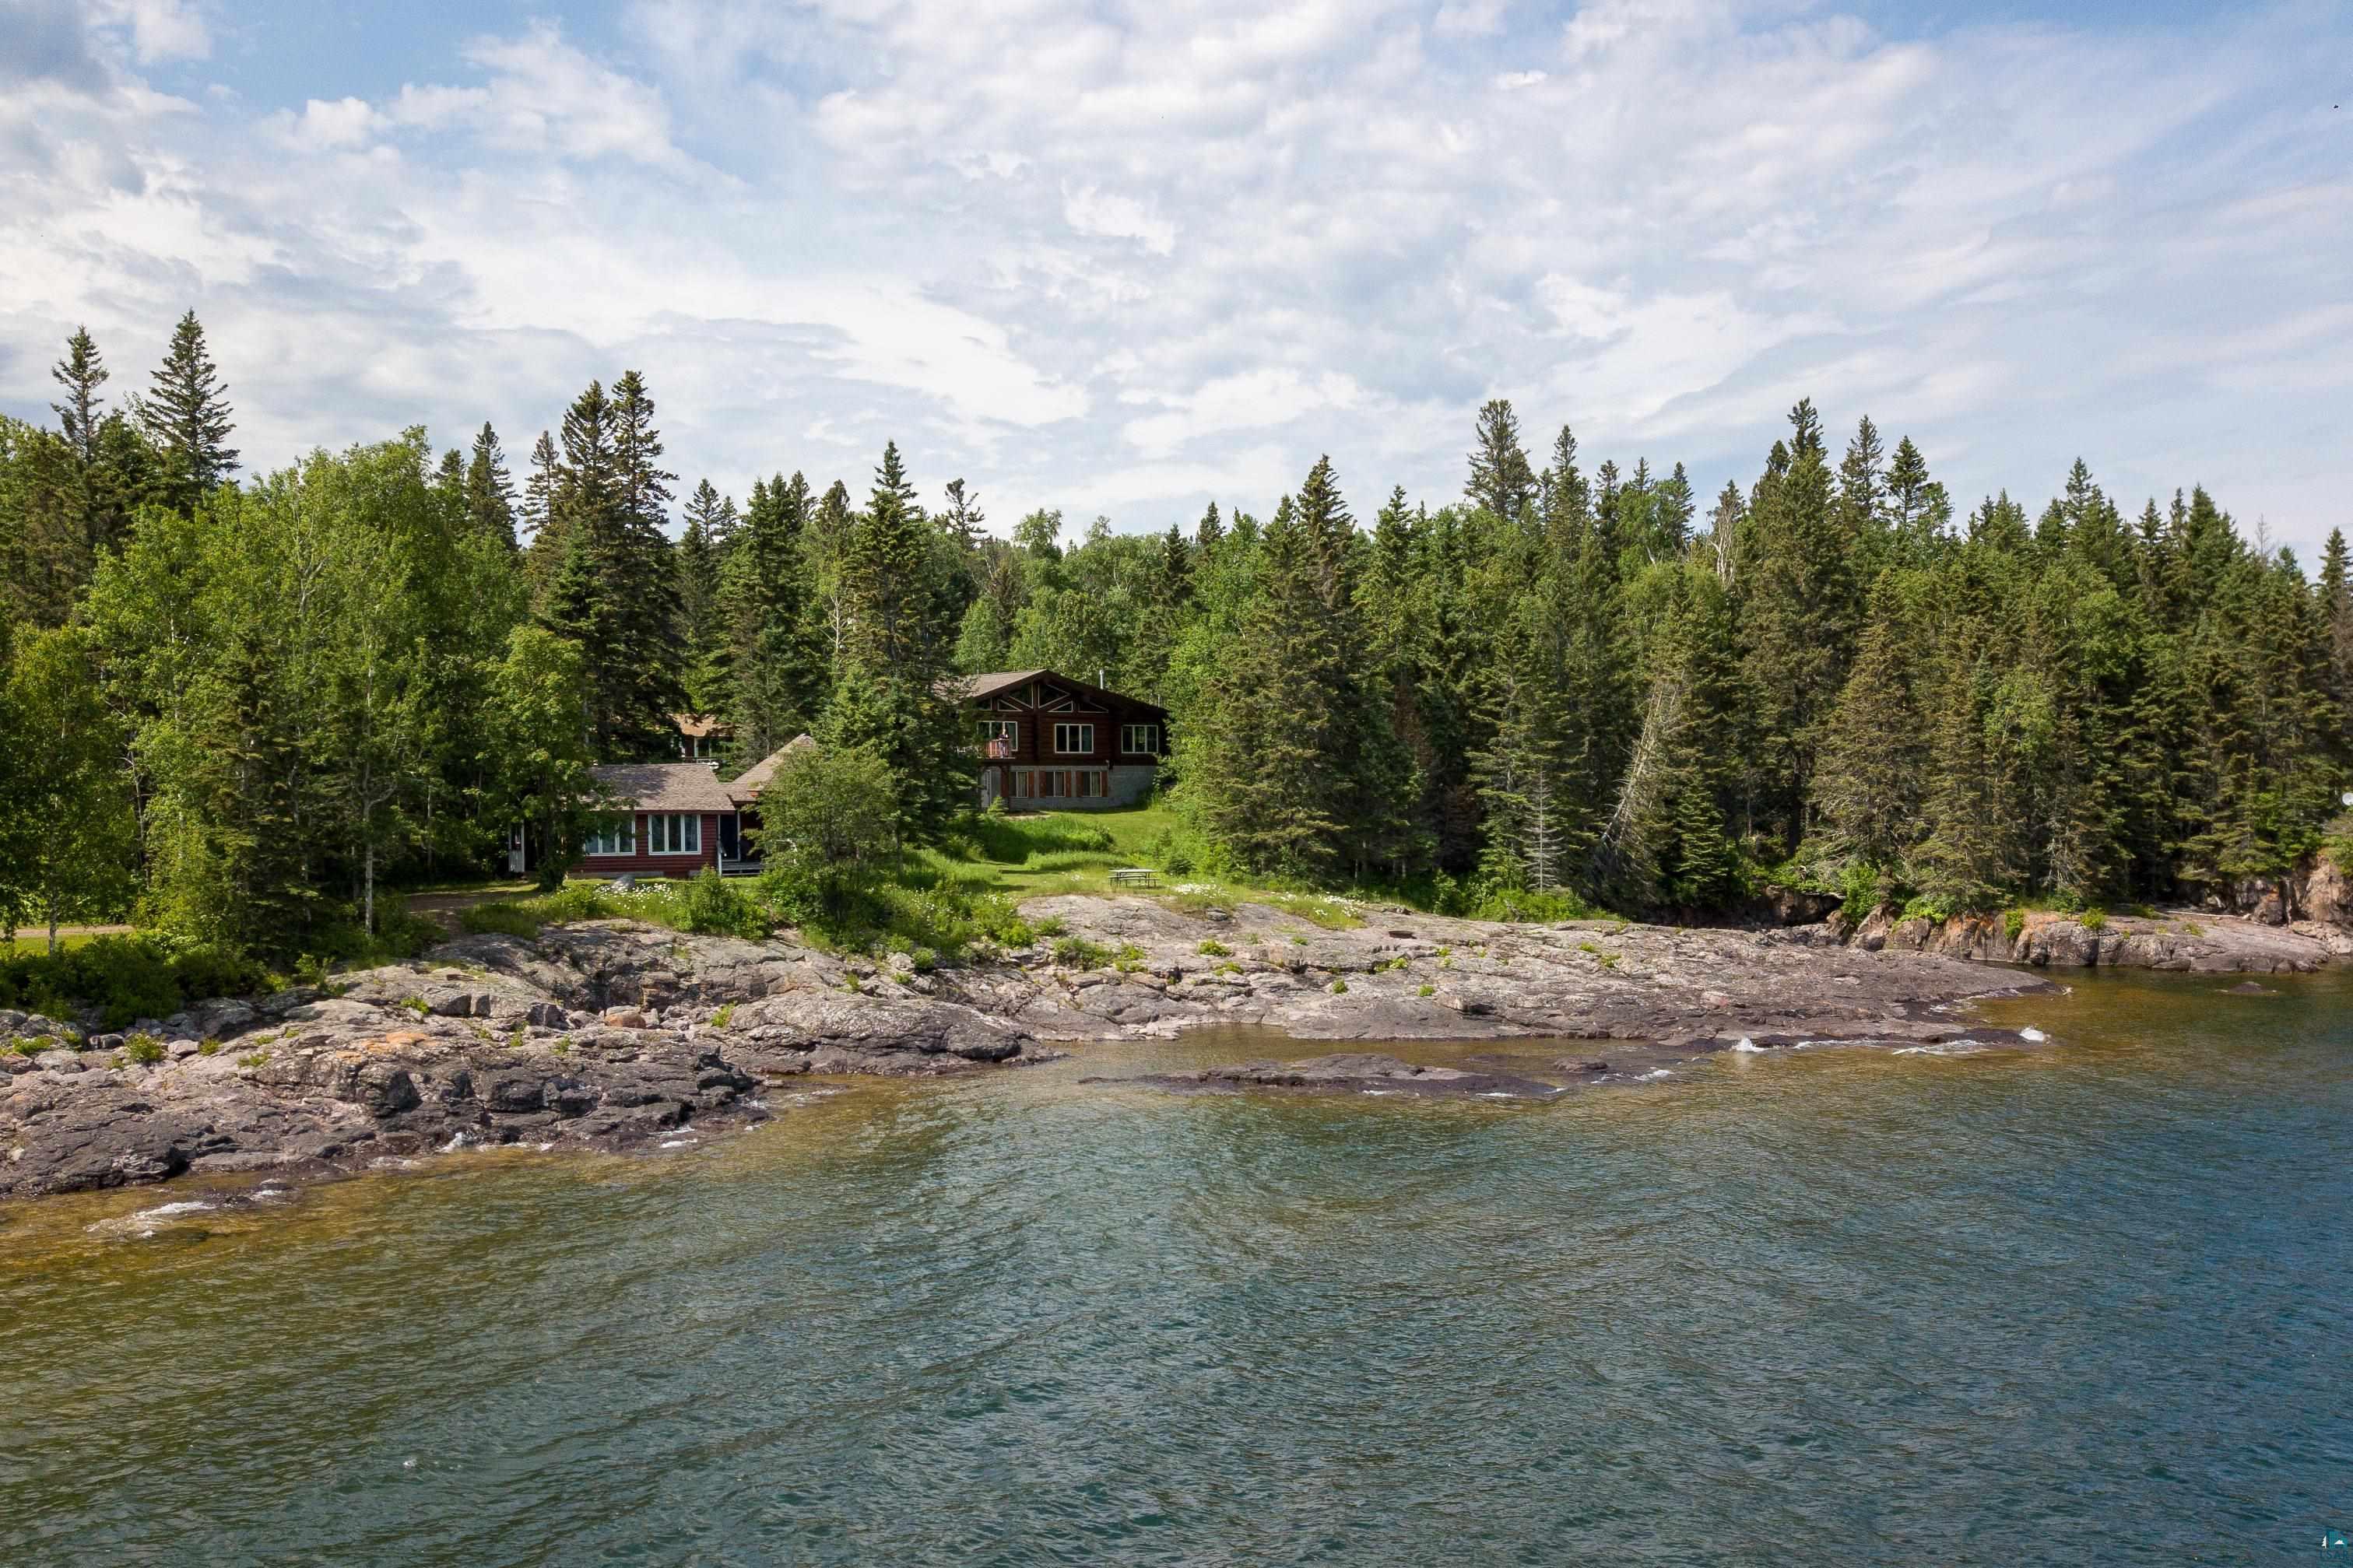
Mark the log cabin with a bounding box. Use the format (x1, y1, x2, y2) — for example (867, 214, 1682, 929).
(948, 669, 1168, 810)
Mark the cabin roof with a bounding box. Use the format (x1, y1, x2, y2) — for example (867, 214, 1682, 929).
(726, 733, 817, 805)
(671, 711, 732, 739)
(589, 762, 737, 814)
(939, 668, 1168, 718)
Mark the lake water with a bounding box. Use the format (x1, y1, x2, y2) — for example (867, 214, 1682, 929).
(5, 970, 2351, 1565)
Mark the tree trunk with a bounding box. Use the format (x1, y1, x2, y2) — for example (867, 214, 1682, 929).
(363, 840, 376, 934)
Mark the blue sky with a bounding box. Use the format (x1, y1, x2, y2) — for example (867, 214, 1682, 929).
(5, 0, 2348, 555)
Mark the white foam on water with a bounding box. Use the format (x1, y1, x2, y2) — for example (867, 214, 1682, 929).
(1731, 1037, 1764, 1053)
(1476, 1091, 1522, 1099)
(2019, 1026, 2048, 1042)
(536, 1142, 556, 1152)
(1895, 1040, 1984, 1057)
(251, 1187, 290, 1202)
(1638, 1069, 1673, 1081)
(658, 1138, 694, 1149)
(133, 1200, 215, 1219)
(440, 1133, 471, 1153)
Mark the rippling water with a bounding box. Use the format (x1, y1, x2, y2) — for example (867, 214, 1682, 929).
(5, 970, 2351, 1565)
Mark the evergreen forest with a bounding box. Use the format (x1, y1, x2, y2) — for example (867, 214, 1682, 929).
(4, 314, 2350, 964)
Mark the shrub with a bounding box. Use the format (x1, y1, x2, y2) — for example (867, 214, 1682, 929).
(198, 1037, 220, 1057)
(1196, 939, 1231, 957)
(1052, 936, 1112, 969)
(1034, 916, 1069, 939)
(1329, 978, 1348, 994)
(0, 934, 277, 1030)
(1417, 983, 1435, 997)
(400, 995, 429, 1016)
(711, 1003, 736, 1030)
(909, 947, 938, 974)
(676, 868, 767, 939)
(2003, 908, 2027, 943)
(2080, 907, 2108, 932)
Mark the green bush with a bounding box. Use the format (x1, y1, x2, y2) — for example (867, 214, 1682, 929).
(1329, 977, 1348, 994)
(0, 934, 279, 1030)
(2004, 908, 2027, 942)
(1196, 939, 1231, 957)
(676, 868, 767, 938)
(124, 1033, 165, 1065)
(1051, 936, 1112, 969)
(2079, 907, 2108, 932)
(1417, 983, 1435, 997)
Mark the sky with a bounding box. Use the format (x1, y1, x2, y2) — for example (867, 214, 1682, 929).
(3, 0, 2348, 556)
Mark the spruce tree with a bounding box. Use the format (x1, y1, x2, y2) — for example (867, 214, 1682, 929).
(1466, 399, 1536, 524)
(1811, 572, 1926, 875)
(465, 423, 518, 550)
(51, 327, 107, 467)
(820, 442, 964, 837)
(141, 310, 238, 511)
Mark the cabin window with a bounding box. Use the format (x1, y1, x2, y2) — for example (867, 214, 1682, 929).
(585, 819, 635, 857)
(1075, 770, 1094, 798)
(979, 719, 1018, 756)
(1120, 724, 1159, 754)
(1053, 722, 1094, 755)
(648, 813, 701, 854)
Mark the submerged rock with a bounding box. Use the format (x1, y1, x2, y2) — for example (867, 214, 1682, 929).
(1106, 1052, 1564, 1101)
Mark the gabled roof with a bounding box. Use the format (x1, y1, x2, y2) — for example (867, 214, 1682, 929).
(589, 762, 738, 814)
(726, 733, 817, 805)
(941, 669, 1050, 702)
(938, 668, 1168, 718)
(671, 711, 732, 738)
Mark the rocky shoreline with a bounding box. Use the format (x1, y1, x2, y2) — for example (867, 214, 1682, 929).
(2, 890, 2339, 1204)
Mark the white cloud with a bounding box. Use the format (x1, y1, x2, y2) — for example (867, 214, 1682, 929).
(1, 0, 2348, 552)
(1122, 367, 1368, 457)
(1434, 0, 1506, 38)
(90, 0, 209, 64)
(1062, 185, 1178, 255)
(269, 96, 383, 152)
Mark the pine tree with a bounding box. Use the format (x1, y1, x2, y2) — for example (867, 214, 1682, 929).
(938, 478, 985, 549)
(1466, 399, 1536, 524)
(465, 423, 518, 550)
(1740, 399, 1859, 850)
(820, 442, 965, 837)
(1811, 573, 1926, 874)
(141, 310, 238, 511)
(51, 327, 107, 468)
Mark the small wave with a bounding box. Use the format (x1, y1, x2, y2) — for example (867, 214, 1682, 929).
(135, 1200, 216, 1219)
(1637, 1069, 1673, 1081)
(1895, 1040, 1984, 1057)
(1731, 1037, 1764, 1053)
(251, 1187, 290, 1202)
(2019, 1026, 2048, 1043)
(440, 1133, 472, 1153)
(658, 1138, 696, 1149)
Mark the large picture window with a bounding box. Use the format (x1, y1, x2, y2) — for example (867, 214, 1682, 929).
(1053, 722, 1094, 755)
(1120, 723, 1159, 754)
(648, 813, 701, 854)
(585, 819, 635, 857)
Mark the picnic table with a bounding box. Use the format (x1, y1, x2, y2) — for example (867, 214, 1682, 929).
(1110, 867, 1162, 889)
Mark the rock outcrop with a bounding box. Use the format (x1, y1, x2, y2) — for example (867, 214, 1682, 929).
(1829, 904, 2340, 972)
(2, 898, 2062, 1205)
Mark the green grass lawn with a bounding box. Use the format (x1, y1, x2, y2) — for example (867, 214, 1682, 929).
(918, 804, 1364, 928)
(2, 931, 111, 955)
